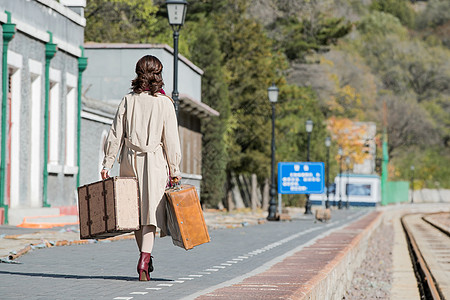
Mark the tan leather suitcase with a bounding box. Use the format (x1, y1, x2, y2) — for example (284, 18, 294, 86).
(77, 177, 140, 239)
(165, 185, 210, 250)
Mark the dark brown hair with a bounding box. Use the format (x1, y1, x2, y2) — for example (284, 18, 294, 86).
(131, 55, 164, 95)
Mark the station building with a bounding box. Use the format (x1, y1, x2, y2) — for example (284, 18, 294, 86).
(0, 0, 87, 224)
(0, 1, 218, 225)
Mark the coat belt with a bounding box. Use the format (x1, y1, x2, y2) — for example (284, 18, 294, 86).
(124, 138, 162, 154)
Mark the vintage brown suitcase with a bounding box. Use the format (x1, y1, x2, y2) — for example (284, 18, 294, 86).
(77, 177, 140, 239)
(165, 185, 210, 250)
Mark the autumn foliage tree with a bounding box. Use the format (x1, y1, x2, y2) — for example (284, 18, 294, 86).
(327, 117, 370, 165)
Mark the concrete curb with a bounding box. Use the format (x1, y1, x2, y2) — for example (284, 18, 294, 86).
(193, 211, 384, 300)
(297, 211, 384, 300)
(17, 214, 79, 229)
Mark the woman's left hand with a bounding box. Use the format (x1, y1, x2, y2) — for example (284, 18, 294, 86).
(167, 176, 181, 188)
(170, 176, 181, 184)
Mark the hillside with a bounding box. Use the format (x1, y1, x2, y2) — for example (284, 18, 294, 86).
(85, 0, 450, 207)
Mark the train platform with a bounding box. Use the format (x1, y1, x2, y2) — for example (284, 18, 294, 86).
(191, 210, 383, 299)
(190, 203, 449, 299)
(1, 204, 449, 299)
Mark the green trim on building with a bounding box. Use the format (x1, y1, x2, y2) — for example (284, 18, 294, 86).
(381, 130, 389, 205)
(76, 46, 87, 188)
(0, 11, 16, 224)
(42, 31, 57, 208)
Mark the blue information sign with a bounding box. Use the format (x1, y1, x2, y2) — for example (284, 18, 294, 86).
(278, 162, 325, 194)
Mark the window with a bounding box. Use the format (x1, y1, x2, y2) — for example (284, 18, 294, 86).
(346, 183, 372, 196)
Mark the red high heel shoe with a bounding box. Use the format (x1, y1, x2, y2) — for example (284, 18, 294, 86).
(137, 252, 151, 281)
(148, 255, 154, 273)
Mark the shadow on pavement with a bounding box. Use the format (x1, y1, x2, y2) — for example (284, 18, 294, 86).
(0, 270, 173, 282)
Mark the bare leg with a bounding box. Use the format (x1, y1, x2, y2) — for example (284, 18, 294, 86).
(141, 225, 156, 253)
(134, 227, 143, 251)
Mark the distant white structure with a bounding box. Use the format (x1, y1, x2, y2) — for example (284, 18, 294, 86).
(310, 174, 381, 207)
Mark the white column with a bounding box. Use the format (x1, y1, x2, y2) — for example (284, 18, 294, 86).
(8, 51, 22, 209)
(29, 59, 42, 207)
(64, 72, 77, 174)
(48, 68, 61, 170)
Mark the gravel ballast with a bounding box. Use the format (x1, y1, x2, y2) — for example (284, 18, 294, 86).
(343, 221, 394, 299)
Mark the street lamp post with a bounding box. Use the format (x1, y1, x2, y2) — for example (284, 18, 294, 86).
(166, 0, 188, 118)
(338, 147, 343, 209)
(267, 83, 279, 221)
(346, 156, 350, 209)
(325, 137, 331, 209)
(410, 165, 415, 203)
(304, 119, 313, 215)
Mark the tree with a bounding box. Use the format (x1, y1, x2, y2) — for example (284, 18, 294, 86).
(382, 95, 437, 157)
(423, 96, 450, 147)
(391, 146, 450, 189)
(370, 0, 415, 28)
(85, 0, 158, 43)
(215, 0, 282, 179)
(320, 49, 378, 120)
(415, 0, 450, 48)
(276, 85, 328, 163)
(416, 0, 450, 30)
(400, 42, 450, 103)
(188, 15, 231, 208)
(269, 13, 352, 62)
(327, 117, 371, 164)
(358, 11, 408, 37)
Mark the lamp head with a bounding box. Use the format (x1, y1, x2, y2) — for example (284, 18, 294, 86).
(306, 119, 313, 133)
(267, 83, 279, 103)
(166, 0, 188, 28)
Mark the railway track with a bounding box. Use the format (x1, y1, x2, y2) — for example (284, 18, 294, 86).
(402, 212, 450, 300)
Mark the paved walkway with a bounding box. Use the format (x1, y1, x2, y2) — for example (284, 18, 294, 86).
(0, 208, 273, 261)
(2, 204, 448, 299)
(0, 208, 363, 300)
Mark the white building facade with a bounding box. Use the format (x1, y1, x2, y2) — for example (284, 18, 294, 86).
(0, 0, 87, 224)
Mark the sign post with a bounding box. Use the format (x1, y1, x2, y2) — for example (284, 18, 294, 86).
(278, 162, 325, 195)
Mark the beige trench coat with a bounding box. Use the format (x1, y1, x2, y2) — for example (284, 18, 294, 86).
(102, 92, 181, 228)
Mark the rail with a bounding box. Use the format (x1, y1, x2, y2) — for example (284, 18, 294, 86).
(401, 214, 443, 300)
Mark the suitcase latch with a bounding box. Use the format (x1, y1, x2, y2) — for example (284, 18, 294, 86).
(85, 194, 91, 201)
(103, 215, 109, 221)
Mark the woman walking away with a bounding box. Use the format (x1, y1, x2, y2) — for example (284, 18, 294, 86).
(100, 55, 181, 281)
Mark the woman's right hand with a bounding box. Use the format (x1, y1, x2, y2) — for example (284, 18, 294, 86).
(101, 169, 110, 180)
